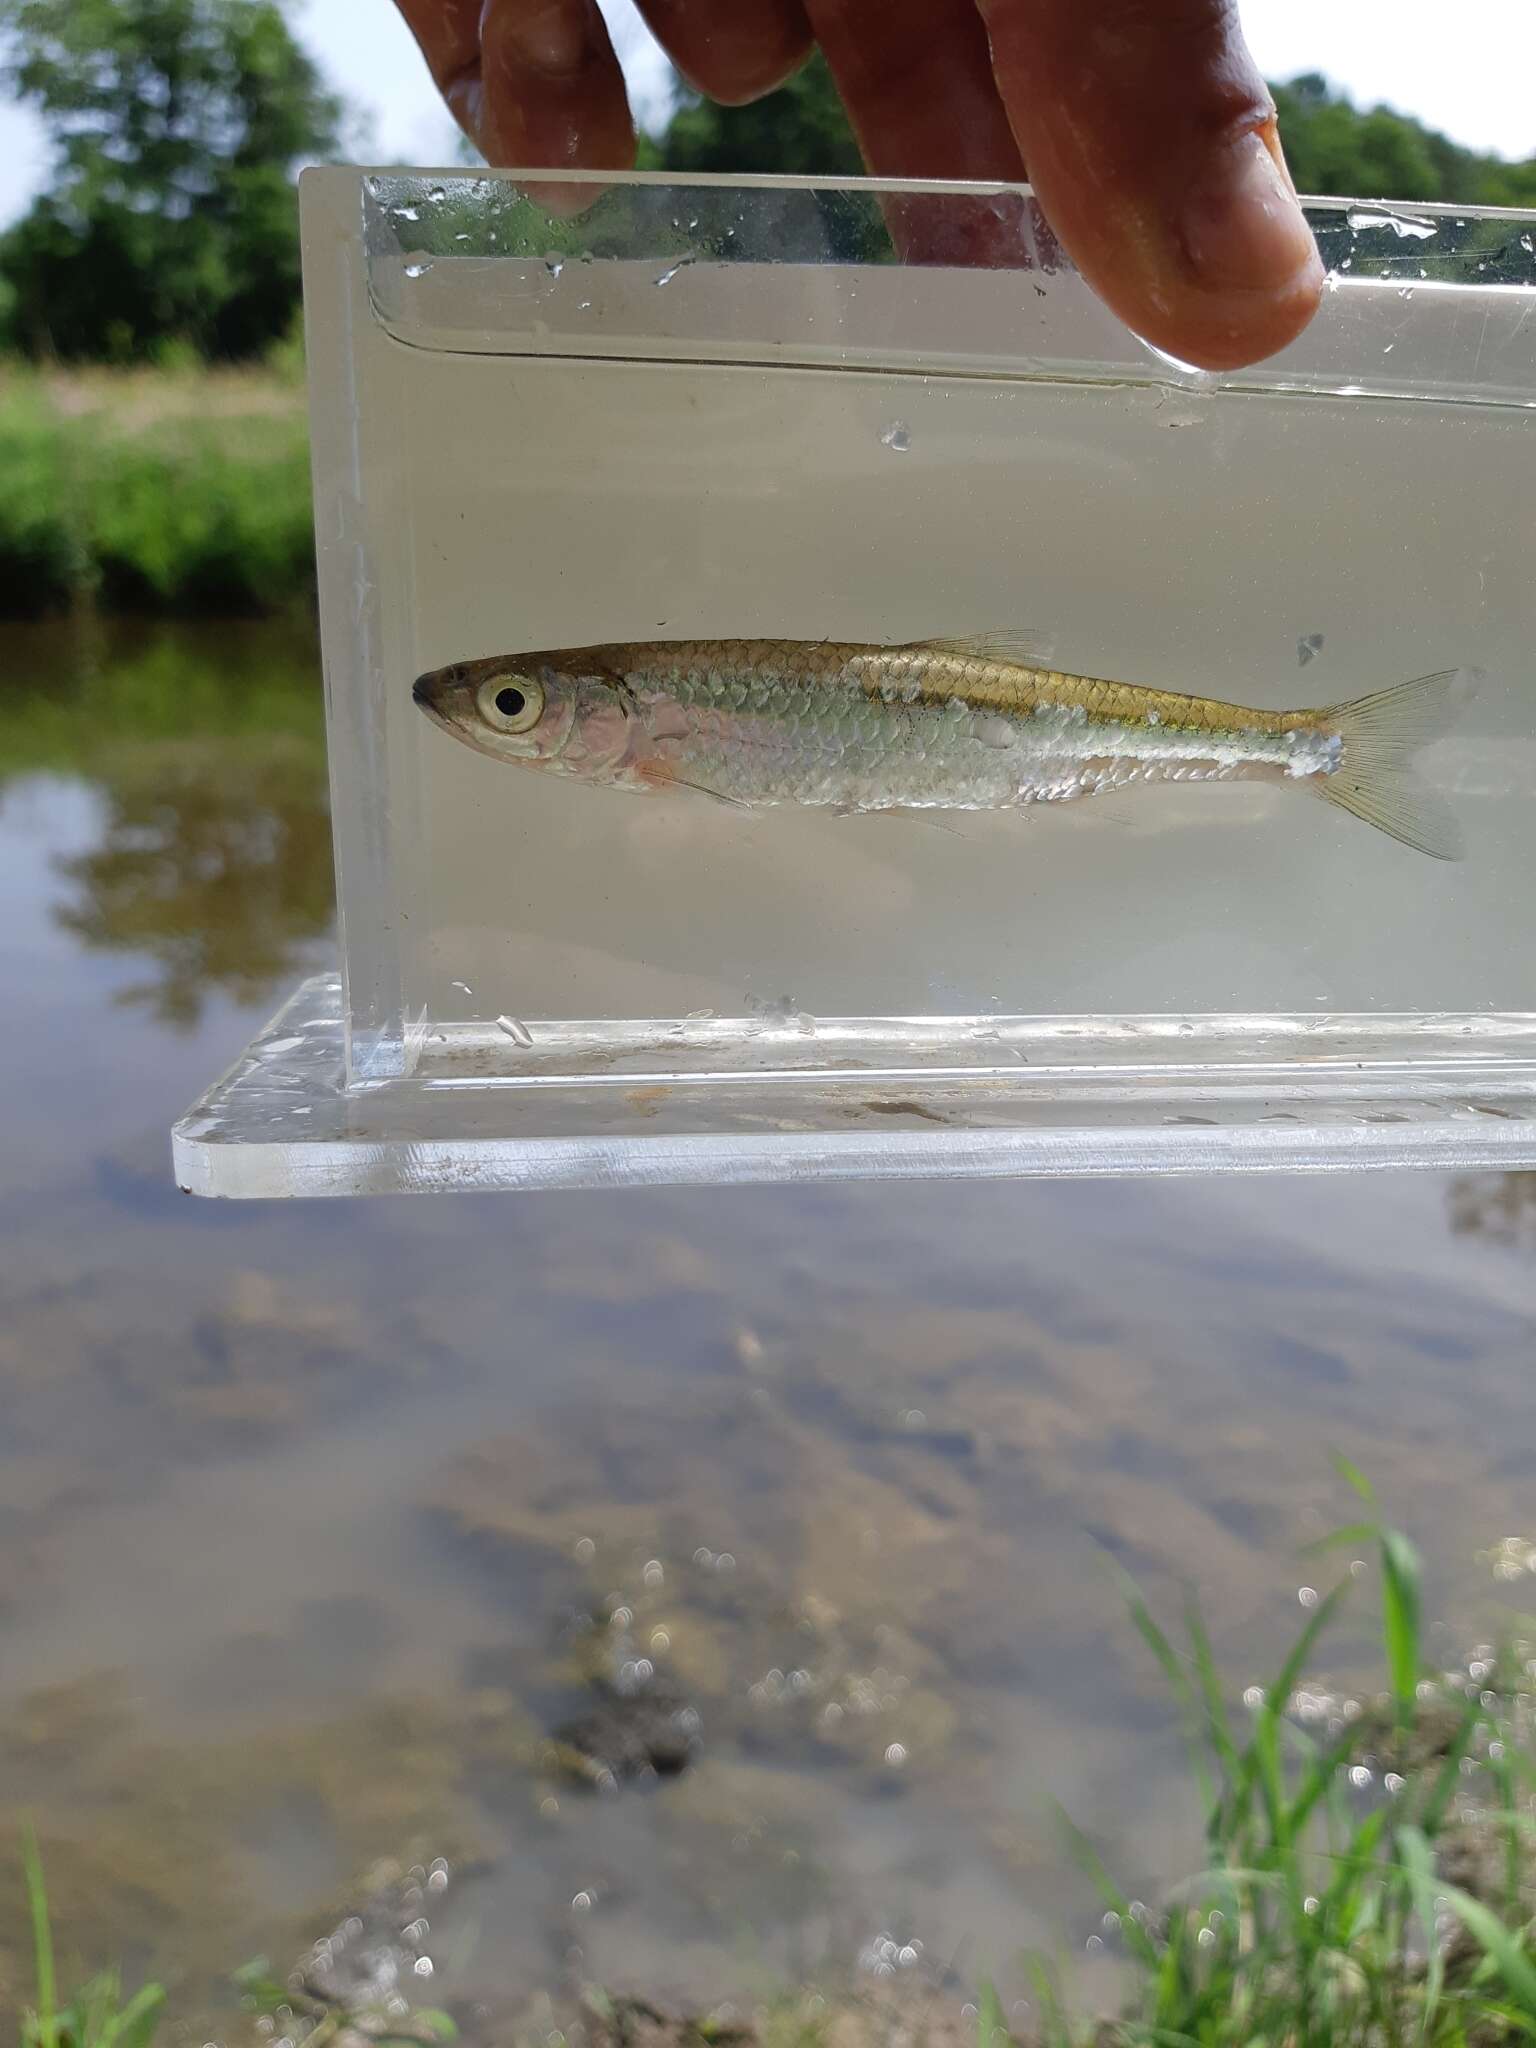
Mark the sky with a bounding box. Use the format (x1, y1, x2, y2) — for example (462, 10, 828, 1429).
(0, 0, 1531, 229)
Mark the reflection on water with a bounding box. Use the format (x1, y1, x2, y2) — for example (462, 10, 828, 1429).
(1449, 1173, 1536, 1254)
(2, 622, 330, 1025)
(55, 735, 332, 1025)
(2, 622, 1536, 2031)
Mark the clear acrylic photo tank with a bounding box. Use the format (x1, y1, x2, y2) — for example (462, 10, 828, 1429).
(174, 170, 1536, 1195)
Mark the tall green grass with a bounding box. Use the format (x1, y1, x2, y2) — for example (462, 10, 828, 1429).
(0, 371, 313, 619)
(1015, 1474, 1536, 2047)
(19, 1834, 164, 2048)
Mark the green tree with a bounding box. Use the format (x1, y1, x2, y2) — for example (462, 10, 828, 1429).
(1271, 72, 1535, 206)
(656, 50, 861, 177)
(0, 0, 343, 360)
(653, 56, 1535, 208)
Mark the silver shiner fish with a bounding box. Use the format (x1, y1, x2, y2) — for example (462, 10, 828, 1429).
(412, 631, 1467, 859)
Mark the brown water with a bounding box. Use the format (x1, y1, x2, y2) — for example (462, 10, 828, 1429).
(2, 619, 1535, 2030)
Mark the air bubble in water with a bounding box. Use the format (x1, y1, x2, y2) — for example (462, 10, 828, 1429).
(404, 260, 431, 279)
(393, 204, 420, 222)
(656, 255, 696, 286)
(1523, 234, 1535, 255)
(880, 420, 911, 452)
(545, 255, 565, 278)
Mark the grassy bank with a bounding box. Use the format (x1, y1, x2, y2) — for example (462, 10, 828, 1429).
(0, 364, 313, 619)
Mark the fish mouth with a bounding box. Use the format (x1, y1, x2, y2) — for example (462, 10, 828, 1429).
(411, 673, 435, 706)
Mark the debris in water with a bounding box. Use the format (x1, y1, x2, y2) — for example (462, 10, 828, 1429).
(1297, 632, 1325, 667)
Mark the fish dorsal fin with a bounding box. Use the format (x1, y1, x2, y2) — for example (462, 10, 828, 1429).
(901, 629, 1056, 669)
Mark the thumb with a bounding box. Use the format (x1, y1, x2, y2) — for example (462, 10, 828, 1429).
(980, 0, 1324, 371)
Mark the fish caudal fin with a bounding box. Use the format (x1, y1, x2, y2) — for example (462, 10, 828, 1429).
(1315, 667, 1472, 862)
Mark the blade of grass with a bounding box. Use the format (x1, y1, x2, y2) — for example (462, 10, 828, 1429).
(976, 1981, 1008, 2048)
(1224, 1580, 1351, 1843)
(1441, 1886, 1536, 2016)
(96, 1983, 165, 2048)
(1418, 1706, 1481, 1835)
(1184, 1591, 1242, 1788)
(1380, 1528, 1422, 1720)
(23, 1826, 59, 2048)
(1106, 1563, 1217, 1816)
(1305, 1521, 1381, 1557)
(1395, 1824, 1445, 2044)
(1331, 1453, 1377, 1505)
(1052, 1806, 1162, 1972)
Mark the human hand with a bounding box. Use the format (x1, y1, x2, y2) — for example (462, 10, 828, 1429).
(389, 0, 1324, 372)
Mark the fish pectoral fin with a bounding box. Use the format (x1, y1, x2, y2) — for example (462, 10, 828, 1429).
(669, 774, 754, 812)
(902, 629, 1057, 669)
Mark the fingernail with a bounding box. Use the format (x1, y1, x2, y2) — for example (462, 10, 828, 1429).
(1181, 130, 1319, 294)
(504, 0, 589, 77)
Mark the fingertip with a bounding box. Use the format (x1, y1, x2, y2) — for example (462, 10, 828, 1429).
(477, 0, 636, 176)
(634, 0, 814, 108)
(984, 0, 1325, 371)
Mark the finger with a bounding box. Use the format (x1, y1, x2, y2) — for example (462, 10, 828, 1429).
(477, 1, 635, 183)
(391, 0, 484, 136)
(392, 0, 635, 201)
(633, 0, 814, 106)
(807, 0, 1023, 181)
(803, 0, 1030, 267)
(980, 0, 1324, 371)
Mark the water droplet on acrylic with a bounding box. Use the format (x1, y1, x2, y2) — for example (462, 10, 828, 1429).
(1298, 1585, 1319, 1608)
(1522, 234, 1534, 255)
(879, 420, 911, 452)
(404, 260, 431, 279)
(545, 254, 565, 277)
(574, 1536, 596, 1562)
(427, 186, 447, 206)
(1345, 207, 1437, 240)
(393, 204, 421, 222)
(497, 1015, 534, 1046)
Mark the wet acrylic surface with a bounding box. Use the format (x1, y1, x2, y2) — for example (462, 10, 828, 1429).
(4, 621, 1536, 2028)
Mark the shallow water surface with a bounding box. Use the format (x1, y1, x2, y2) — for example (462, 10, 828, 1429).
(1, 621, 1534, 2029)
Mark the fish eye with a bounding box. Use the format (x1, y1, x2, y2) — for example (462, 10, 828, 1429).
(477, 675, 544, 733)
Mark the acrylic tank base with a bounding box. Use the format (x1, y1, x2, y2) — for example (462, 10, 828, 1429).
(172, 975, 1536, 1196)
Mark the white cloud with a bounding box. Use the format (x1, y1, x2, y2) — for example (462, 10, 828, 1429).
(1242, 0, 1535, 160)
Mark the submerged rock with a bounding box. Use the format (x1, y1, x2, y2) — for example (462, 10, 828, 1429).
(549, 1677, 702, 1789)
